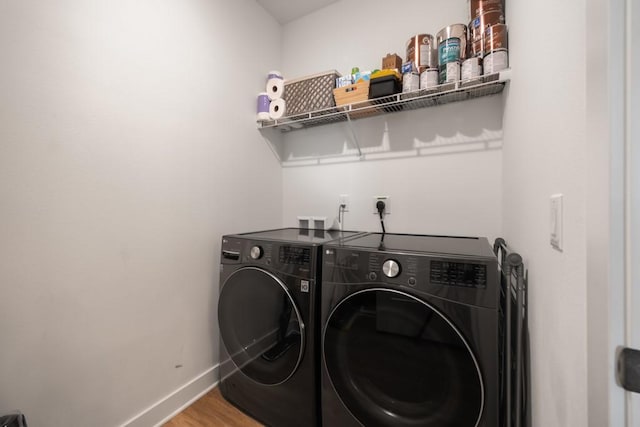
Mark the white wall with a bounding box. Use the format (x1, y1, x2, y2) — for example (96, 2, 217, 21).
(283, 0, 594, 426)
(502, 0, 589, 426)
(0, 1, 282, 426)
(279, 0, 503, 240)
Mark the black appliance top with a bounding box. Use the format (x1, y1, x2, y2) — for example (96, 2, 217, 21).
(334, 232, 495, 259)
(234, 228, 362, 245)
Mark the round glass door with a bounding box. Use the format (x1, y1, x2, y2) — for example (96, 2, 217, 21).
(324, 288, 483, 427)
(218, 267, 304, 386)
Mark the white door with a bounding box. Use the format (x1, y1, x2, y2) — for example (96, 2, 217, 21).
(608, 0, 640, 425)
(618, 0, 640, 424)
(627, 0, 640, 423)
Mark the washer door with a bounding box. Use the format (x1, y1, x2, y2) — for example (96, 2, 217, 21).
(218, 267, 304, 386)
(324, 288, 483, 427)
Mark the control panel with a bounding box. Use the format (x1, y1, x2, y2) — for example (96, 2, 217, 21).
(324, 249, 492, 290)
(430, 260, 487, 288)
(221, 237, 315, 279)
(323, 245, 498, 308)
(279, 246, 311, 266)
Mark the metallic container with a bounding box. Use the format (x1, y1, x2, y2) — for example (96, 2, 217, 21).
(483, 24, 509, 74)
(462, 57, 483, 80)
(469, 10, 505, 56)
(406, 34, 438, 70)
(437, 24, 467, 83)
(484, 23, 508, 53)
(436, 24, 468, 61)
(469, 0, 504, 18)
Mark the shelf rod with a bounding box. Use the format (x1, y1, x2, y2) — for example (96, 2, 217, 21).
(345, 110, 363, 159)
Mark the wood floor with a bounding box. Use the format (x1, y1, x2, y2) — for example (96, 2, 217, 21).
(163, 387, 263, 427)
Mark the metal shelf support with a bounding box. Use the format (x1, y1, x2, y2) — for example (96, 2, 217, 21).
(344, 111, 363, 159)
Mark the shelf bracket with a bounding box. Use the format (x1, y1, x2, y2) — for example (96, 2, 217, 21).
(259, 127, 284, 164)
(345, 111, 363, 159)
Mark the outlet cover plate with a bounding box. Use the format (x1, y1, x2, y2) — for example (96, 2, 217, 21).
(373, 196, 391, 214)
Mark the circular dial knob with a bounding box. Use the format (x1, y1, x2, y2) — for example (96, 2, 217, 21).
(250, 246, 264, 260)
(382, 259, 401, 278)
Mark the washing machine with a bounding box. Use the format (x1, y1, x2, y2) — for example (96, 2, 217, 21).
(320, 232, 501, 427)
(217, 228, 364, 427)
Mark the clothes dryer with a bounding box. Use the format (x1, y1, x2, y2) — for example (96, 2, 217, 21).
(217, 228, 363, 427)
(320, 233, 501, 427)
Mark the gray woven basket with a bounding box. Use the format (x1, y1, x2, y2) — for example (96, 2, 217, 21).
(282, 70, 341, 116)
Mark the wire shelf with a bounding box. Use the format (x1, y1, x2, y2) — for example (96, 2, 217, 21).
(258, 69, 511, 132)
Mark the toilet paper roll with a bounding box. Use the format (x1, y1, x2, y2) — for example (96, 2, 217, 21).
(269, 98, 286, 120)
(267, 78, 284, 100)
(267, 70, 283, 80)
(257, 92, 270, 121)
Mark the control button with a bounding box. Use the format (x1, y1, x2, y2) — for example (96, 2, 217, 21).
(250, 246, 264, 260)
(382, 259, 401, 278)
(368, 272, 378, 281)
(408, 277, 416, 286)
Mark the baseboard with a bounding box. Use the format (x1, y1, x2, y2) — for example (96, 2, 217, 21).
(120, 364, 220, 427)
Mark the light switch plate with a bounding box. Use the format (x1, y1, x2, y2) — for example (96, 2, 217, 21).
(550, 194, 563, 251)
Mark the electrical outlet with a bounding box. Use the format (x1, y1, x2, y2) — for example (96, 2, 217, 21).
(339, 194, 350, 212)
(373, 196, 391, 214)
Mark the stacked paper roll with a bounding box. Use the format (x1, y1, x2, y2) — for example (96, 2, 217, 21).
(269, 98, 286, 120)
(266, 70, 284, 100)
(256, 92, 270, 121)
(256, 71, 287, 121)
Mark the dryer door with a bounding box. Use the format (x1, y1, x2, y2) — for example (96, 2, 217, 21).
(324, 288, 483, 427)
(218, 267, 304, 386)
